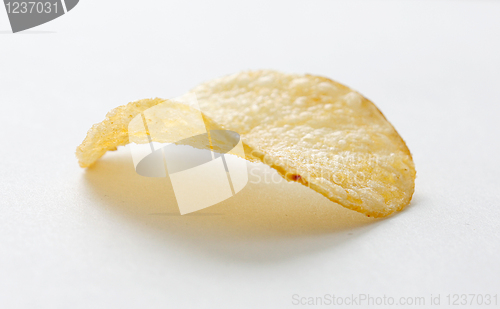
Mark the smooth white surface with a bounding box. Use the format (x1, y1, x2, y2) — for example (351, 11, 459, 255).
(1, 1, 499, 308)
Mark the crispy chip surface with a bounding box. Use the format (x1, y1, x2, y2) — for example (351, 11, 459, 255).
(77, 70, 416, 217)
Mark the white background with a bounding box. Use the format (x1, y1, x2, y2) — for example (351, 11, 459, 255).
(1, 1, 499, 308)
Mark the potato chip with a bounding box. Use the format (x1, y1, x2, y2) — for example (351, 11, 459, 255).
(77, 70, 416, 217)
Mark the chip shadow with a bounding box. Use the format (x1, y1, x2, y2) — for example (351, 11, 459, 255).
(81, 147, 401, 263)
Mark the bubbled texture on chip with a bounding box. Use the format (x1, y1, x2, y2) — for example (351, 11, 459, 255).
(191, 71, 416, 217)
(76, 98, 166, 168)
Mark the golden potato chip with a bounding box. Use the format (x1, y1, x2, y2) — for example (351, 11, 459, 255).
(77, 70, 416, 217)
